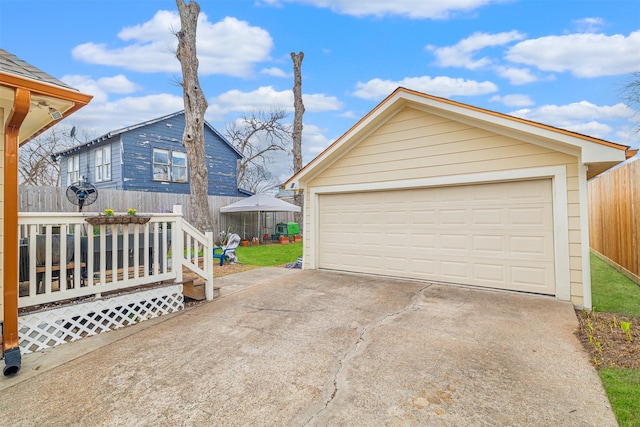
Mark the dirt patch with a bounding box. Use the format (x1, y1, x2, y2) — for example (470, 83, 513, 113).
(213, 262, 260, 278)
(575, 310, 640, 369)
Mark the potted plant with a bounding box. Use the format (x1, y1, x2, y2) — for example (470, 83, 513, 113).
(241, 237, 249, 246)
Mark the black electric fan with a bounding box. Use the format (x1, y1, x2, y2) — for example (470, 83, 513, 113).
(66, 180, 98, 212)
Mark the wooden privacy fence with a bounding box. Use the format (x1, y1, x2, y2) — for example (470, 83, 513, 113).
(588, 159, 640, 281)
(19, 186, 295, 242)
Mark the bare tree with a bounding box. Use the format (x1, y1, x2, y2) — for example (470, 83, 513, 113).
(19, 127, 75, 186)
(175, 0, 212, 232)
(242, 165, 281, 194)
(291, 52, 305, 225)
(623, 71, 640, 134)
(225, 108, 291, 192)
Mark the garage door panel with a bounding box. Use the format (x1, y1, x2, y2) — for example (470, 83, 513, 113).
(507, 180, 550, 201)
(318, 179, 555, 295)
(472, 209, 504, 226)
(510, 207, 549, 226)
(472, 235, 505, 253)
(473, 263, 506, 282)
(510, 235, 553, 256)
(440, 234, 469, 251)
(410, 210, 437, 224)
(440, 209, 468, 225)
(511, 265, 554, 292)
(441, 260, 469, 279)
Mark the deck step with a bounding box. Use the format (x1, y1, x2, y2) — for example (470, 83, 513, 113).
(182, 279, 220, 301)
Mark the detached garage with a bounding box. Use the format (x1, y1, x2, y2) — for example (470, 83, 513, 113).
(286, 88, 636, 309)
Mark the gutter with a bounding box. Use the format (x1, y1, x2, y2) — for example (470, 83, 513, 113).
(3, 87, 30, 376)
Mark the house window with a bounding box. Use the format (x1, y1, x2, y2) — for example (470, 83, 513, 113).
(95, 145, 111, 182)
(153, 148, 188, 182)
(67, 155, 79, 184)
(172, 151, 187, 182)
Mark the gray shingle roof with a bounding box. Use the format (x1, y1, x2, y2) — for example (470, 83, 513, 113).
(0, 48, 75, 90)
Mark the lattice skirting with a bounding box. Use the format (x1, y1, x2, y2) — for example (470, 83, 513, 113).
(19, 285, 184, 354)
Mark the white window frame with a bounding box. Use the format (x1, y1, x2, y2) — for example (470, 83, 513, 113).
(152, 148, 188, 182)
(171, 151, 188, 183)
(67, 155, 79, 184)
(95, 145, 111, 182)
(152, 148, 171, 181)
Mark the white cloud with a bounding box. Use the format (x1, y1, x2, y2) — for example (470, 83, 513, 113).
(96, 75, 141, 94)
(301, 123, 333, 163)
(353, 76, 498, 100)
(64, 93, 186, 137)
(506, 31, 640, 77)
(489, 94, 534, 107)
(259, 0, 498, 19)
(509, 101, 636, 140)
(206, 86, 343, 120)
(572, 17, 605, 33)
(428, 31, 526, 69)
(494, 66, 538, 85)
(261, 67, 289, 77)
(72, 12, 273, 77)
(61, 74, 141, 103)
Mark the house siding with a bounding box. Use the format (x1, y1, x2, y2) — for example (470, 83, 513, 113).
(57, 113, 244, 197)
(304, 107, 585, 305)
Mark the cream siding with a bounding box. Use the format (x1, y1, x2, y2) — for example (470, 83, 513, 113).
(303, 107, 585, 305)
(1, 108, 4, 322)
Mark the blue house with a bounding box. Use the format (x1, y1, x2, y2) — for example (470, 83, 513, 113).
(53, 111, 248, 197)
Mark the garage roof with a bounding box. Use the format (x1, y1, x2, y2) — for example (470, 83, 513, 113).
(286, 87, 637, 188)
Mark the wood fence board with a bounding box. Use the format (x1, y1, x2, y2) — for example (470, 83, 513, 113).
(588, 158, 640, 277)
(19, 186, 295, 240)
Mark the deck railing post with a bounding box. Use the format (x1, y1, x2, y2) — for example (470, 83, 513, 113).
(173, 205, 184, 283)
(205, 231, 214, 300)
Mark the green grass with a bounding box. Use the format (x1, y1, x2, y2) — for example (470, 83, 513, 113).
(591, 253, 640, 426)
(598, 369, 640, 427)
(235, 242, 302, 266)
(591, 253, 640, 316)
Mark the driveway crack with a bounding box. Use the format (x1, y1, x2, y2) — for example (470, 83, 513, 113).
(303, 283, 432, 425)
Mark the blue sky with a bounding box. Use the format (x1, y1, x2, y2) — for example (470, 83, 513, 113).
(2, 0, 639, 182)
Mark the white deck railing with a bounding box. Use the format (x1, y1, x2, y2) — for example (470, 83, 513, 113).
(18, 205, 214, 309)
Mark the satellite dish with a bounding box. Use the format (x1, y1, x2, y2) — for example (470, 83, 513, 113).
(66, 180, 98, 212)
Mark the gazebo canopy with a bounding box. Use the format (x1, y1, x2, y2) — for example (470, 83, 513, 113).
(220, 194, 301, 213)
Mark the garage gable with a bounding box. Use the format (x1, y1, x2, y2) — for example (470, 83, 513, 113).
(308, 106, 577, 188)
(287, 88, 634, 190)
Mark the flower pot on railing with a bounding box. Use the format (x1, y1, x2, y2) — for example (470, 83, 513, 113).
(85, 215, 151, 226)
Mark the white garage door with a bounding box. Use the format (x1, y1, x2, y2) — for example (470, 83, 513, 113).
(318, 179, 555, 295)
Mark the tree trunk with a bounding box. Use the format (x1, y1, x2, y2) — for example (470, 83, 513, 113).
(291, 52, 305, 228)
(176, 0, 213, 232)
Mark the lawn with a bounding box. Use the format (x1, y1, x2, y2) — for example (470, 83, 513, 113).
(591, 253, 640, 316)
(589, 252, 640, 427)
(235, 242, 302, 266)
(599, 369, 640, 427)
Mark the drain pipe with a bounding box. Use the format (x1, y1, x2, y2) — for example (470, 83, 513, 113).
(3, 88, 29, 376)
(3, 348, 21, 376)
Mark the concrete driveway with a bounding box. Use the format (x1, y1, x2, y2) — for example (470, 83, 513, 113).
(1, 268, 616, 426)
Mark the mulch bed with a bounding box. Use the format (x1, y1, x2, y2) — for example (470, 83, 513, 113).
(575, 310, 640, 369)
